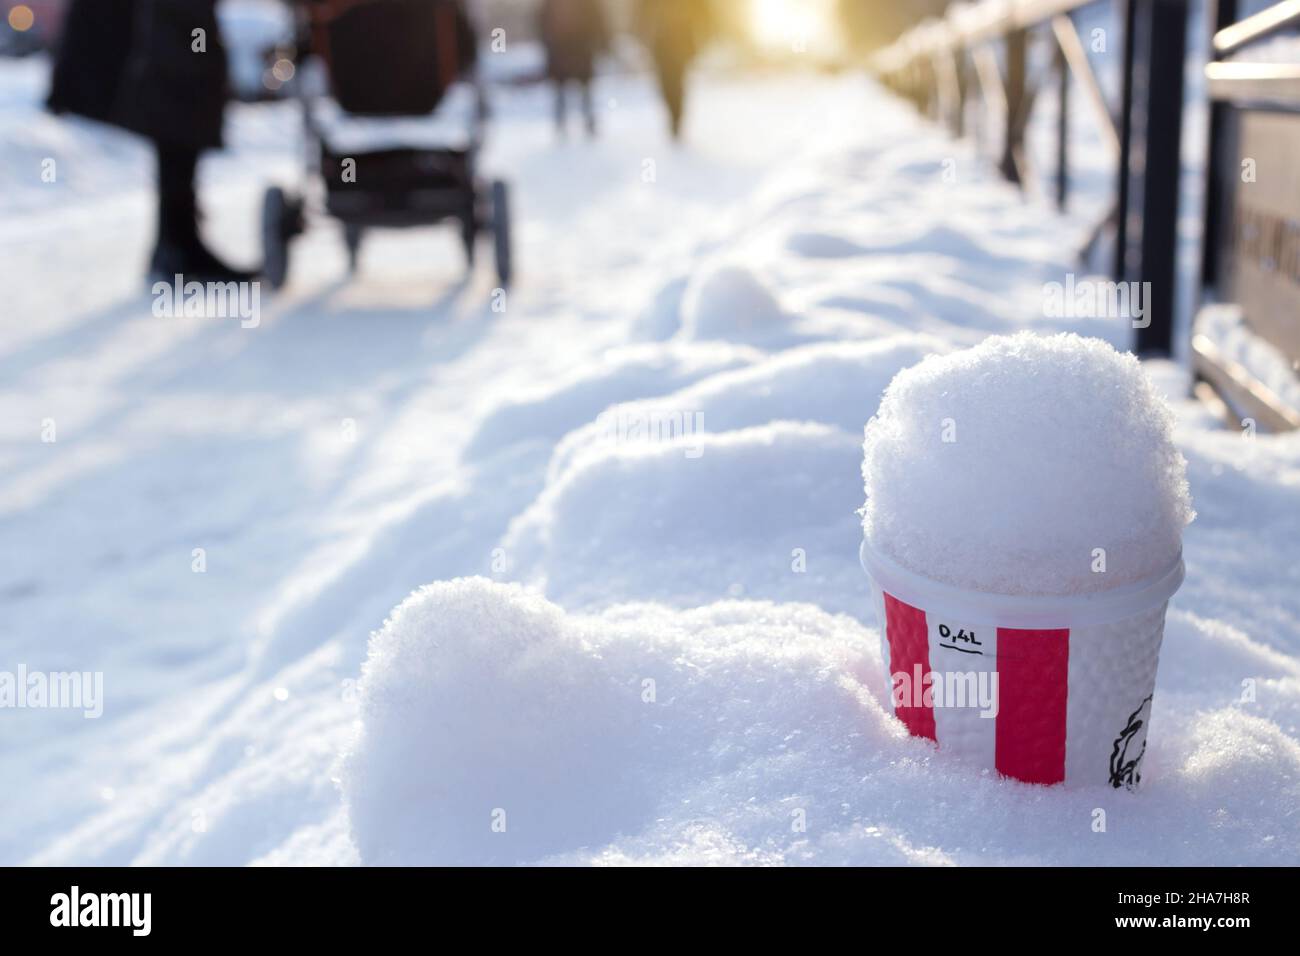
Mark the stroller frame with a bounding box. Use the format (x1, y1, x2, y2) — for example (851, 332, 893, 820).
(262, 0, 512, 289)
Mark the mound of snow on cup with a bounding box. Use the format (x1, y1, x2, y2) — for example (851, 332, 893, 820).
(860, 332, 1193, 788)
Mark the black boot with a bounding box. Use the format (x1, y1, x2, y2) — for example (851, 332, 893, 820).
(150, 143, 259, 284)
(149, 236, 260, 285)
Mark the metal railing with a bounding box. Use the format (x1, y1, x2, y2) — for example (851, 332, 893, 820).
(873, 0, 1190, 357)
(1197, 0, 1300, 430)
(875, 1, 1300, 431)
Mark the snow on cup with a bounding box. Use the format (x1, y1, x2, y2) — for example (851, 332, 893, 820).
(860, 333, 1194, 788)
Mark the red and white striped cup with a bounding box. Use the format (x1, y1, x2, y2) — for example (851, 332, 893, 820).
(860, 539, 1184, 788)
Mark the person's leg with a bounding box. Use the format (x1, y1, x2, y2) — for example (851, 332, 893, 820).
(151, 140, 257, 282)
(580, 79, 596, 137)
(656, 58, 686, 140)
(155, 141, 200, 254)
(553, 79, 567, 136)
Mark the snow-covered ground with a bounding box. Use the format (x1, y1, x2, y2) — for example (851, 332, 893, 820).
(2, 47, 1298, 865)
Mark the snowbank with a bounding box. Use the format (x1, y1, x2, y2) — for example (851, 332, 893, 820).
(342, 579, 1300, 866)
(548, 334, 951, 479)
(464, 342, 763, 461)
(342, 578, 881, 865)
(1194, 304, 1300, 419)
(676, 263, 806, 348)
(499, 335, 950, 612)
(506, 421, 863, 611)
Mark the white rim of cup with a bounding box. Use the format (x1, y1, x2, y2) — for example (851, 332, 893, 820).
(859, 537, 1184, 629)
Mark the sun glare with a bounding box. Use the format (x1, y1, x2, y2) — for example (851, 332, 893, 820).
(749, 0, 839, 55)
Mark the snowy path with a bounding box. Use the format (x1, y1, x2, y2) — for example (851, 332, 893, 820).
(3, 59, 1298, 865)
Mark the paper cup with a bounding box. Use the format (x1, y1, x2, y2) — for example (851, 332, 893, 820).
(860, 539, 1184, 788)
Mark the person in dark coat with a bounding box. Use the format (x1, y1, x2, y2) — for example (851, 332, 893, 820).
(47, 0, 255, 282)
(538, 0, 609, 138)
(636, 0, 711, 140)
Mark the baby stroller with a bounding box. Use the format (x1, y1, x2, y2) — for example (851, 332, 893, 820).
(262, 0, 512, 288)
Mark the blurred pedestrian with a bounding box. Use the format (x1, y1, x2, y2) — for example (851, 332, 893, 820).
(538, 0, 610, 138)
(636, 0, 710, 140)
(47, 0, 257, 283)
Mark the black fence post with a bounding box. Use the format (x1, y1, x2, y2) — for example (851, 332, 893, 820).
(1200, 0, 1238, 292)
(1133, 0, 1188, 356)
(1115, 0, 1138, 281)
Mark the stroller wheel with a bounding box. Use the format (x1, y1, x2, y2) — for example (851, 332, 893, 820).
(491, 180, 512, 287)
(344, 224, 364, 275)
(262, 186, 299, 290)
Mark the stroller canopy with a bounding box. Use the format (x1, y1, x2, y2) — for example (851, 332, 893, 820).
(314, 0, 479, 116)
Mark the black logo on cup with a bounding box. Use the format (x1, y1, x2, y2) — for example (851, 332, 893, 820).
(1109, 695, 1152, 790)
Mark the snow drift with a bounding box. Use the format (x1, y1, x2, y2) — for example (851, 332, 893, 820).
(342, 578, 882, 865)
(342, 579, 1300, 866)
